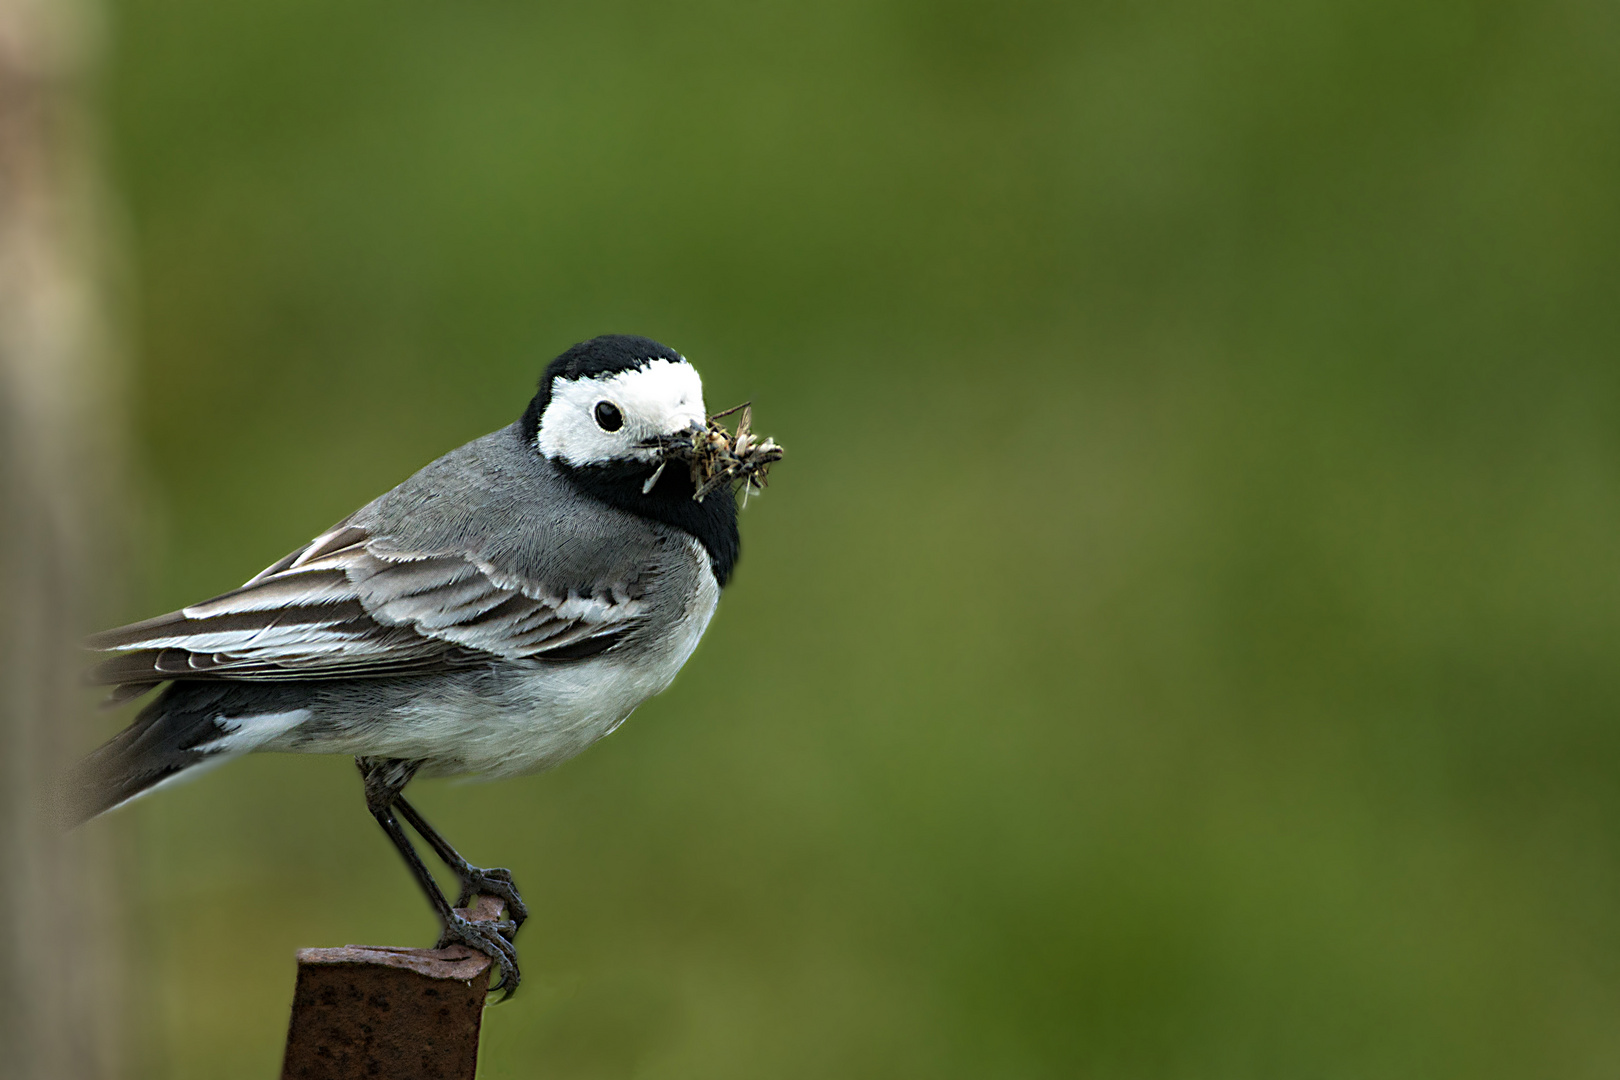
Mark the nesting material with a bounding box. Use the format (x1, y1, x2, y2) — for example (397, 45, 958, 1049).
(682, 402, 784, 503)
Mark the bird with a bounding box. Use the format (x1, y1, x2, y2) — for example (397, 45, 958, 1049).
(66, 334, 770, 996)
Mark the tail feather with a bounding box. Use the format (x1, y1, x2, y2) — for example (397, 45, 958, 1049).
(61, 683, 309, 826)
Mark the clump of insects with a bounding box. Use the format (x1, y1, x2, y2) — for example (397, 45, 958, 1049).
(687, 402, 784, 503)
(644, 402, 784, 503)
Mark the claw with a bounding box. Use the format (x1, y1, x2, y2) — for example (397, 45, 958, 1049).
(439, 909, 521, 1000)
(454, 867, 529, 933)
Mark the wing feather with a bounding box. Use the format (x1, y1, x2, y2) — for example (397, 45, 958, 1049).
(88, 524, 643, 698)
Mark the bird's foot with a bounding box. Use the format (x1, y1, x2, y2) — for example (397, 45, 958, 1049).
(455, 866, 528, 936)
(438, 908, 521, 1000)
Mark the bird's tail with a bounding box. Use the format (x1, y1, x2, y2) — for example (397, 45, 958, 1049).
(60, 684, 307, 827)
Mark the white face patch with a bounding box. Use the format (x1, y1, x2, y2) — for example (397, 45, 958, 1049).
(537, 357, 707, 467)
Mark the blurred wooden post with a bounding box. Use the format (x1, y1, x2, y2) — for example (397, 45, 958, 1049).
(280, 896, 506, 1080)
(0, 0, 126, 1077)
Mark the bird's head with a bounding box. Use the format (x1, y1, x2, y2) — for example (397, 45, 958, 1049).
(522, 335, 707, 472)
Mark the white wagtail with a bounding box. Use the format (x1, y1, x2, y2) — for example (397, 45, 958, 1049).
(68, 335, 779, 995)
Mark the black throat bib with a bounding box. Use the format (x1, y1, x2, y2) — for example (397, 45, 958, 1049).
(556, 457, 740, 587)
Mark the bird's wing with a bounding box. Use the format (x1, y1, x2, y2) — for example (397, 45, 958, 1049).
(87, 522, 644, 700)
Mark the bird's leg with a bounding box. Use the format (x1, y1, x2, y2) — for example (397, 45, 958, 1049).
(392, 794, 529, 937)
(356, 756, 521, 997)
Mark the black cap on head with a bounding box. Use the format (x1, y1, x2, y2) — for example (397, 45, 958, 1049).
(521, 334, 683, 442)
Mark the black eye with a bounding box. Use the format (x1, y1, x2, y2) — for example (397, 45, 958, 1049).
(594, 401, 623, 431)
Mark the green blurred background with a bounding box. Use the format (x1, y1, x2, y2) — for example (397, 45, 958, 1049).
(90, 0, 1620, 1075)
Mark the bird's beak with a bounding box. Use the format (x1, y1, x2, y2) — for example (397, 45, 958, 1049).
(637, 420, 706, 462)
(636, 422, 706, 495)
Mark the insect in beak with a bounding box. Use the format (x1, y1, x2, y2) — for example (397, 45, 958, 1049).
(635, 406, 784, 502)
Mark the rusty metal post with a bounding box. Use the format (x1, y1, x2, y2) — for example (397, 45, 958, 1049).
(280, 896, 507, 1080)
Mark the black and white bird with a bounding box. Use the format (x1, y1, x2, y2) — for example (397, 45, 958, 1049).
(69, 334, 765, 995)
